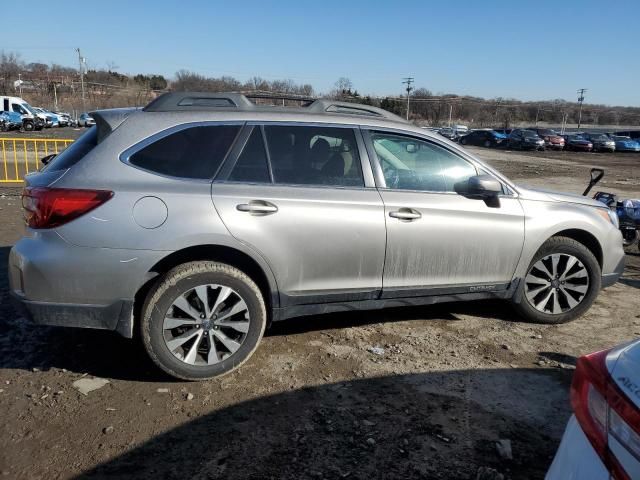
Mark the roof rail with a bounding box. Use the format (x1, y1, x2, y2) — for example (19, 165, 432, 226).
(306, 100, 406, 122)
(142, 92, 407, 122)
(143, 92, 254, 112)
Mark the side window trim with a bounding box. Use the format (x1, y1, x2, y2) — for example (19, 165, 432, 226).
(120, 121, 245, 182)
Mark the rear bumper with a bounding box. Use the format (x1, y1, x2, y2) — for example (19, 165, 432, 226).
(8, 231, 165, 338)
(10, 292, 134, 337)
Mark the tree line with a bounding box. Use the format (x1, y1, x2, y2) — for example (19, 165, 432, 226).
(1, 51, 638, 127)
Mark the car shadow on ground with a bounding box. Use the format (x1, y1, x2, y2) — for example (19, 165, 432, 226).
(76, 368, 570, 480)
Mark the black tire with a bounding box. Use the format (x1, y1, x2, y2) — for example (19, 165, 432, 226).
(483, 140, 491, 148)
(460, 138, 467, 145)
(141, 261, 266, 381)
(23, 121, 34, 132)
(512, 236, 601, 324)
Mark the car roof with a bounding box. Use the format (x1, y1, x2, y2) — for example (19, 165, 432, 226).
(141, 92, 408, 124)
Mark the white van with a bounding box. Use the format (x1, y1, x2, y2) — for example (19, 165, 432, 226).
(0, 96, 44, 131)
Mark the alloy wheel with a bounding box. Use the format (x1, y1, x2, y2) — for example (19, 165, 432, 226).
(524, 253, 590, 315)
(163, 284, 250, 365)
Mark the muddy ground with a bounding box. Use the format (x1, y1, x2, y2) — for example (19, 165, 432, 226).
(0, 143, 639, 480)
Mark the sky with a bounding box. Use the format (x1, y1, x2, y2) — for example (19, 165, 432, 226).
(4, 0, 640, 106)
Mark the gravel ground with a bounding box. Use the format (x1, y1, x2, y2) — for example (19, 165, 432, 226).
(0, 145, 639, 480)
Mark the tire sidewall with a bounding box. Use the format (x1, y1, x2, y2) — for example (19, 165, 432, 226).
(516, 239, 601, 324)
(142, 264, 266, 380)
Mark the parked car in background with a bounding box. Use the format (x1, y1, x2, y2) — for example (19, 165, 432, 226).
(508, 129, 545, 150)
(78, 113, 95, 127)
(53, 111, 71, 127)
(33, 107, 56, 128)
(610, 136, 640, 152)
(438, 127, 458, 140)
(0, 95, 44, 131)
(494, 128, 513, 136)
(546, 339, 640, 480)
(614, 130, 640, 142)
(459, 129, 507, 148)
(9, 92, 625, 381)
(0, 110, 23, 131)
(534, 128, 565, 150)
(563, 134, 594, 152)
(581, 133, 616, 152)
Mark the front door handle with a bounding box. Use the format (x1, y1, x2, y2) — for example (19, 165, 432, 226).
(236, 200, 278, 214)
(389, 208, 421, 221)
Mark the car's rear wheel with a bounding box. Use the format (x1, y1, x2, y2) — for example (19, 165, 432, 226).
(513, 236, 601, 324)
(483, 140, 491, 148)
(141, 261, 266, 380)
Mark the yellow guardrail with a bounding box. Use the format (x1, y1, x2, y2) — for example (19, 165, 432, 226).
(0, 138, 74, 183)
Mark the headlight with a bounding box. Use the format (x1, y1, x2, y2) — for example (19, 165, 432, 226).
(596, 208, 619, 228)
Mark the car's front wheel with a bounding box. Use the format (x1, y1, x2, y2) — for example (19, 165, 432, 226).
(141, 261, 266, 380)
(513, 236, 601, 324)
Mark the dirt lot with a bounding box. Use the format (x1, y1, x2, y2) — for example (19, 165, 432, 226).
(0, 145, 639, 480)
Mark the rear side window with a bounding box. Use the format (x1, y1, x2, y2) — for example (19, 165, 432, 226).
(129, 125, 240, 179)
(45, 127, 97, 171)
(264, 125, 364, 187)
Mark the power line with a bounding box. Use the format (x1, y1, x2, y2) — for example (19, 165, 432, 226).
(401, 77, 414, 120)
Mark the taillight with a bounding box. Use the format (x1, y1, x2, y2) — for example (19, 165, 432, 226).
(22, 187, 113, 229)
(571, 349, 640, 480)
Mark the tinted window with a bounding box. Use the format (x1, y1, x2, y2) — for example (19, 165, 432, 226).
(371, 132, 477, 192)
(264, 125, 363, 187)
(129, 125, 240, 179)
(228, 127, 271, 183)
(44, 127, 97, 171)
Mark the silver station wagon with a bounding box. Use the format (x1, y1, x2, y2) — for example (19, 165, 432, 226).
(9, 92, 624, 380)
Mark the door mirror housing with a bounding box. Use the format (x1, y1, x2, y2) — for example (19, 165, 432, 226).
(455, 175, 502, 207)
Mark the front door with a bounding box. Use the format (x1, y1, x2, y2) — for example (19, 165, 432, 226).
(365, 130, 525, 297)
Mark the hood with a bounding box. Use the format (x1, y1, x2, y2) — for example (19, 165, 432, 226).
(607, 339, 640, 410)
(516, 185, 604, 207)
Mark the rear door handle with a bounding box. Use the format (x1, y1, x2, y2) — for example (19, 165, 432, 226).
(389, 208, 421, 221)
(236, 200, 278, 214)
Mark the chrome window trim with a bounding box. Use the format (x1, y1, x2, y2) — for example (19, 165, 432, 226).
(119, 120, 246, 182)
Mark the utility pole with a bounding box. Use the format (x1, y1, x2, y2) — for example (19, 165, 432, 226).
(577, 88, 587, 129)
(18, 73, 22, 96)
(76, 48, 86, 112)
(402, 77, 414, 121)
(448, 104, 453, 127)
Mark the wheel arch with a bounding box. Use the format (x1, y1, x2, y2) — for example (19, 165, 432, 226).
(132, 244, 279, 337)
(550, 228, 603, 268)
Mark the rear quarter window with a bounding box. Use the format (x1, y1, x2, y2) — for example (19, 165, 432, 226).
(45, 127, 97, 171)
(128, 125, 240, 179)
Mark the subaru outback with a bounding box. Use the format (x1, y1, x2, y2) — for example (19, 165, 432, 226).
(9, 92, 625, 380)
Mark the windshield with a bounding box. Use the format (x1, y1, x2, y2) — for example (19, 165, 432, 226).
(538, 129, 555, 135)
(522, 130, 537, 137)
(590, 134, 608, 141)
(21, 103, 37, 115)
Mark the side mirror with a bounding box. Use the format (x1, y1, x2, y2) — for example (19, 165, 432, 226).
(455, 175, 502, 207)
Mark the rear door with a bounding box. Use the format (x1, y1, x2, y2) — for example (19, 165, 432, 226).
(212, 124, 386, 306)
(364, 129, 525, 296)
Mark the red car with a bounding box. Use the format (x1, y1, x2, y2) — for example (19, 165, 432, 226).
(563, 134, 593, 152)
(535, 128, 565, 150)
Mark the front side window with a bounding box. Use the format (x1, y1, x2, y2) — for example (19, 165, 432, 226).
(264, 125, 364, 187)
(12, 104, 26, 115)
(371, 132, 477, 192)
(129, 125, 240, 179)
